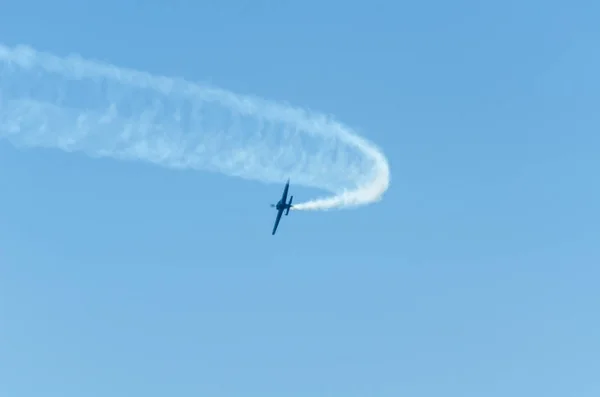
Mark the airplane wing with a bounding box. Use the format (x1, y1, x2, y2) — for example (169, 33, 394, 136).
(272, 210, 283, 235)
(281, 181, 289, 202)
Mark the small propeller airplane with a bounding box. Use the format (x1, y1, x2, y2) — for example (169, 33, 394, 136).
(270, 178, 294, 235)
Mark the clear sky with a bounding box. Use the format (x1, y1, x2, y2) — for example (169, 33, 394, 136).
(1, 1, 599, 396)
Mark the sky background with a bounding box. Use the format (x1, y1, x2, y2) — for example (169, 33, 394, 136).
(1, 1, 599, 396)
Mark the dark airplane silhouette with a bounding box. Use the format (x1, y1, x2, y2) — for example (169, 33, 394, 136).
(270, 179, 293, 235)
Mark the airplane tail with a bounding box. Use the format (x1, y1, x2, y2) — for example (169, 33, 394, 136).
(285, 196, 293, 215)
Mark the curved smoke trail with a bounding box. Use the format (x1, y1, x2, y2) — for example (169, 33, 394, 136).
(0, 44, 390, 210)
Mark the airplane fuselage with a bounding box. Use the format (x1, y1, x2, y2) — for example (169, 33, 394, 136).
(275, 200, 289, 211)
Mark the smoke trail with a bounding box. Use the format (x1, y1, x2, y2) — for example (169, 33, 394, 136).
(0, 44, 390, 210)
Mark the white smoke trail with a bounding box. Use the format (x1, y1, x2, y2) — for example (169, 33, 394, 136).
(0, 44, 390, 210)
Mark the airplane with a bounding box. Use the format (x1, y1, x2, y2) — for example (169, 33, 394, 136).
(270, 178, 294, 235)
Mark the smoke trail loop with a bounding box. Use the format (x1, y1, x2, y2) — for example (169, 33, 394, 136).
(0, 44, 390, 210)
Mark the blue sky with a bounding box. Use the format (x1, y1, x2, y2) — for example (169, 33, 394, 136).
(1, 1, 599, 396)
